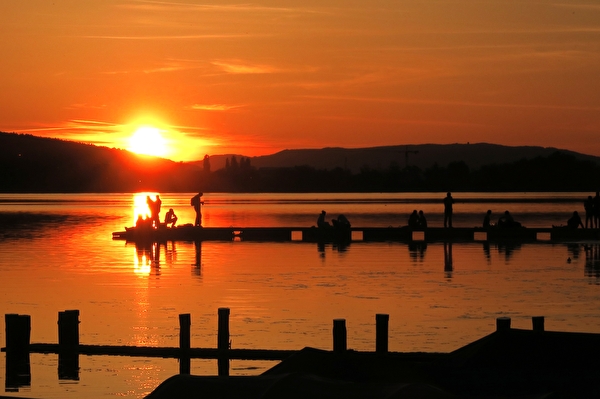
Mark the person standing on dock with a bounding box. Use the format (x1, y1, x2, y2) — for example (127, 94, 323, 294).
(594, 191, 600, 229)
(191, 192, 204, 227)
(443, 192, 454, 228)
(584, 195, 594, 229)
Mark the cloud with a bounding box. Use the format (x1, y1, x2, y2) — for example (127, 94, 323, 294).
(187, 104, 244, 111)
(211, 60, 278, 74)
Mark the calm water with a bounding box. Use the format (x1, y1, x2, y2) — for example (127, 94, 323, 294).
(2, 192, 600, 398)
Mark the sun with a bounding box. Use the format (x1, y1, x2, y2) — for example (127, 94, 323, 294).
(128, 126, 167, 157)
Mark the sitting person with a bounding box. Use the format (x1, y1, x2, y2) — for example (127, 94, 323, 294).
(317, 210, 331, 228)
(567, 211, 584, 230)
(164, 208, 178, 228)
(418, 210, 427, 228)
(497, 210, 521, 228)
(408, 210, 419, 228)
(332, 214, 351, 229)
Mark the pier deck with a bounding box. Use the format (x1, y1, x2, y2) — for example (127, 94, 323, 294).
(112, 225, 600, 243)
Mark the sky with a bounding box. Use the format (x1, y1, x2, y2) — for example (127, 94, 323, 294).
(1, 0, 600, 161)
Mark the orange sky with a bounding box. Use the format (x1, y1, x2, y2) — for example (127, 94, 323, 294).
(1, 1, 600, 161)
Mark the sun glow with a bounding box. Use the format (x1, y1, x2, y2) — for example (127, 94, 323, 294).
(128, 126, 167, 157)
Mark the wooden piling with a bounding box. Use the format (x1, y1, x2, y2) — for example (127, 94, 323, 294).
(376, 314, 389, 354)
(5, 314, 31, 353)
(496, 317, 511, 331)
(217, 308, 230, 351)
(179, 314, 191, 374)
(333, 319, 347, 353)
(532, 316, 545, 332)
(217, 308, 230, 377)
(58, 310, 79, 349)
(4, 314, 32, 389)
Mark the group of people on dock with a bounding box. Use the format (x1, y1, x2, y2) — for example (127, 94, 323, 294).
(584, 191, 600, 229)
(317, 210, 351, 229)
(135, 192, 204, 229)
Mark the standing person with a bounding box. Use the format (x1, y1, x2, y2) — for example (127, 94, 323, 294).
(146, 195, 157, 228)
(594, 191, 600, 229)
(154, 195, 162, 226)
(584, 195, 594, 229)
(443, 192, 454, 228)
(191, 192, 204, 227)
(483, 210, 492, 229)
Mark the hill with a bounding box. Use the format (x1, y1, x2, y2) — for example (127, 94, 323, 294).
(206, 143, 600, 173)
(2, 132, 600, 192)
(0, 132, 203, 192)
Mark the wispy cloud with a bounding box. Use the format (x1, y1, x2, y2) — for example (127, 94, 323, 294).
(211, 60, 278, 74)
(187, 104, 244, 111)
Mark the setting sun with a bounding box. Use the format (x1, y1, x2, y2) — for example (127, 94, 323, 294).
(128, 126, 167, 157)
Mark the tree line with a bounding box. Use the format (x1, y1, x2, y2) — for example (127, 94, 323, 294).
(2, 132, 599, 192)
(201, 152, 600, 193)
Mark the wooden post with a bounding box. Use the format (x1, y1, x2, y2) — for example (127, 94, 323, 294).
(375, 314, 389, 354)
(4, 314, 31, 389)
(532, 316, 545, 332)
(217, 308, 230, 351)
(217, 308, 230, 377)
(179, 314, 191, 374)
(496, 317, 511, 331)
(5, 314, 30, 353)
(58, 310, 79, 348)
(57, 310, 80, 381)
(333, 319, 347, 353)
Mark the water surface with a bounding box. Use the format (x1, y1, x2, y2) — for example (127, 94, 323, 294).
(1, 192, 599, 398)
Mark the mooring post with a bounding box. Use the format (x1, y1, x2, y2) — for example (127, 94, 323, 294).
(58, 310, 80, 349)
(496, 317, 511, 331)
(5, 314, 31, 354)
(179, 313, 191, 374)
(375, 314, 389, 354)
(333, 319, 347, 353)
(217, 308, 230, 377)
(57, 310, 80, 381)
(5, 314, 31, 390)
(532, 316, 545, 332)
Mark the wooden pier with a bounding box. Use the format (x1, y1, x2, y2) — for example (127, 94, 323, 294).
(112, 225, 600, 243)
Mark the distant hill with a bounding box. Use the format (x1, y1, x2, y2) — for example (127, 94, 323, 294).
(3, 131, 600, 192)
(206, 143, 600, 173)
(0, 132, 203, 192)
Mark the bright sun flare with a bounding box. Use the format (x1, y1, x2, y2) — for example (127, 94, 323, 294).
(128, 126, 167, 157)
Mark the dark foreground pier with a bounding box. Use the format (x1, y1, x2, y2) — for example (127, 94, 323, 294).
(4, 310, 600, 398)
(113, 224, 600, 243)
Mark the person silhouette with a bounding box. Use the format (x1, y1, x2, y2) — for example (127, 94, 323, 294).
(154, 195, 162, 226)
(164, 208, 178, 228)
(567, 211, 584, 230)
(408, 210, 419, 228)
(483, 210, 492, 228)
(584, 195, 594, 229)
(317, 210, 330, 228)
(418, 210, 427, 228)
(593, 191, 600, 229)
(191, 192, 204, 227)
(443, 192, 454, 228)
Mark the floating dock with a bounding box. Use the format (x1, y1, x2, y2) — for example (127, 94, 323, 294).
(112, 225, 600, 243)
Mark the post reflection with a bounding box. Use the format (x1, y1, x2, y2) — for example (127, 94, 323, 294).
(584, 244, 600, 283)
(444, 242, 453, 278)
(408, 242, 427, 262)
(132, 241, 177, 275)
(193, 240, 202, 277)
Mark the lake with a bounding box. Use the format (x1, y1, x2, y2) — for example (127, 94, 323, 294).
(1, 192, 600, 398)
